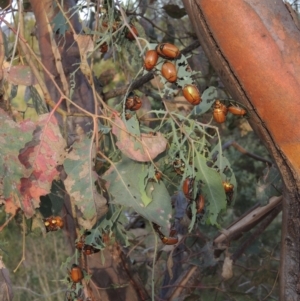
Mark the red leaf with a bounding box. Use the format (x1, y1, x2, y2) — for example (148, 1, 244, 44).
(18, 114, 66, 217)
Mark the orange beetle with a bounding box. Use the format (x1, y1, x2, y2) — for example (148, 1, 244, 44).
(161, 236, 179, 245)
(222, 181, 234, 204)
(76, 232, 100, 255)
(196, 194, 205, 214)
(182, 84, 201, 105)
(228, 106, 246, 116)
(43, 216, 64, 232)
(222, 181, 234, 193)
(69, 264, 83, 283)
(161, 61, 177, 83)
(156, 43, 181, 59)
(155, 170, 162, 181)
(144, 50, 158, 71)
(182, 177, 195, 200)
(125, 25, 138, 41)
(99, 42, 108, 53)
(125, 94, 142, 111)
(101, 21, 119, 32)
(213, 100, 228, 123)
(153, 223, 178, 245)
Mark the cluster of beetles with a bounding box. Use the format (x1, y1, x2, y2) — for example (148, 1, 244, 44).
(125, 42, 247, 125)
(41, 42, 243, 298)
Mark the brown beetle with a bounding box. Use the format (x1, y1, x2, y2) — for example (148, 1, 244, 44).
(222, 181, 234, 193)
(156, 43, 180, 59)
(125, 94, 142, 111)
(76, 232, 100, 255)
(69, 264, 83, 283)
(99, 42, 108, 53)
(161, 61, 177, 83)
(125, 25, 138, 41)
(144, 50, 159, 71)
(182, 177, 195, 200)
(196, 194, 205, 214)
(43, 216, 64, 232)
(223, 181, 234, 204)
(228, 106, 246, 116)
(213, 100, 228, 123)
(173, 158, 185, 175)
(153, 223, 178, 245)
(155, 170, 162, 181)
(182, 84, 201, 105)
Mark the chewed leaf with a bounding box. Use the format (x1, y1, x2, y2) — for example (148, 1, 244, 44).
(194, 152, 226, 225)
(64, 136, 107, 223)
(103, 158, 172, 230)
(18, 114, 66, 217)
(112, 114, 167, 162)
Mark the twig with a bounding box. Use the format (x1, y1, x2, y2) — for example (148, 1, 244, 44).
(231, 202, 282, 262)
(13, 213, 26, 272)
(222, 140, 273, 166)
(214, 196, 282, 248)
(166, 266, 198, 301)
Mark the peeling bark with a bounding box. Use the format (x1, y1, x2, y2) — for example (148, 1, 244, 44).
(183, 0, 300, 299)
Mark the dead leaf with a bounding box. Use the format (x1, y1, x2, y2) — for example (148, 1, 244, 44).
(221, 256, 233, 280)
(112, 113, 167, 162)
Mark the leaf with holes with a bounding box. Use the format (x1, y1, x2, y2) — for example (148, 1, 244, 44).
(194, 152, 226, 225)
(18, 114, 66, 217)
(64, 136, 107, 223)
(0, 109, 35, 215)
(103, 157, 172, 231)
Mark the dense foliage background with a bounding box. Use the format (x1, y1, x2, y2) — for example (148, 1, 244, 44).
(0, 0, 294, 300)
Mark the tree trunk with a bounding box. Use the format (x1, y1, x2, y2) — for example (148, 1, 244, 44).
(183, 0, 300, 300)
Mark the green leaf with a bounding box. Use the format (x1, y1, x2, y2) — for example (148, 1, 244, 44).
(0, 111, 35, 205)
(103, 157, 172, 230)
(64, 136, 104, 221)
(194, 152, 226, 225)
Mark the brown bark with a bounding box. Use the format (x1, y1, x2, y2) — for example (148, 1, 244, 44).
(182, 0, 300, 300)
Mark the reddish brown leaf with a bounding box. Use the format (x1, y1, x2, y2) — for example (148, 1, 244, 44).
(18, 114, 66, 217)
(112, 113, 167, 162)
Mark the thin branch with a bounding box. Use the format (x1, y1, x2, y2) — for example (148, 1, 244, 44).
(231, 202, 282, 262)
(222, 140, 273, 166)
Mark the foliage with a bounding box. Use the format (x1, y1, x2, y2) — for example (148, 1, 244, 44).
(0, 0, 283, 301)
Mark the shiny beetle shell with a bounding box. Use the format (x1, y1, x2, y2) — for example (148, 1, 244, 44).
(222, 181, 234, 193)
(228, 106, 246, 116)
(70, 264, 83, 283)
(196, 194, 205, 214)
(100, 42, 108, 53)
(125, 94, 142, 111)
(155, 170, 162, 181)
(44, 216, 64, 232)
(54, 216, 64, 229)
(161, 61, 177, 83)
(161, 236, 179, 245)
(213, 100, 227, 123)
(156, 43, 180, 59)
(144, 50, 158, 71)
(182, 84, 201, 105)
(126, 25, 138, 41)
(182, 177, 195, 200)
